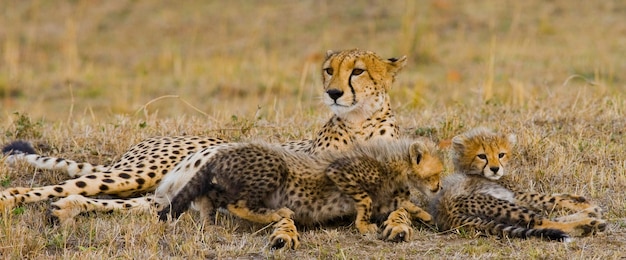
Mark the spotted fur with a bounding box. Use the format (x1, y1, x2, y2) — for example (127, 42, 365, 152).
(157, 138, 443, 249)
(1, 49, 408, 225)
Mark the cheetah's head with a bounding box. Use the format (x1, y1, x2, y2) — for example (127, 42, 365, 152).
(451, 127, 516, 180)
(321, 49, 406, 121)
(407, 140, 443, 196)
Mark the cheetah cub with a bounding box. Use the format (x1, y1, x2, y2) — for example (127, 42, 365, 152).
(157, 138, 443, 249)
(429, 127, 606, 242)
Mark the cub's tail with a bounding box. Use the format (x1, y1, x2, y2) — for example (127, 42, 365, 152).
(478, 219, 570, 242)
(157, 161, 219, 221)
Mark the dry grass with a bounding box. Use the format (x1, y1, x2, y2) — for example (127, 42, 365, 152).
(0, 0, 625, 258)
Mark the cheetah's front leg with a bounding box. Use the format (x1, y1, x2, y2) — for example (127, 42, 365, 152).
(353, 195, 379, 234)
(48, 195, 156, 225)
(325, 160, 378, 235)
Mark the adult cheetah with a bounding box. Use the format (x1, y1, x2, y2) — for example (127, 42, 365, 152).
(429, 127, 607, 242)
(156, 138, 443, 250)
(1, 49, 408, 224)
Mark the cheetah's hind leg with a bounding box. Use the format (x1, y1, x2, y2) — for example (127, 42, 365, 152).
(226, 200, 293, 223)
(225, 200, 299, 250)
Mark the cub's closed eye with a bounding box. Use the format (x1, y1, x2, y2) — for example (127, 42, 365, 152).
(324, 68, 334, 76)
(477, 154, 487, 160)
(498, 153, 506, 158)
(351, 69, 364, 76)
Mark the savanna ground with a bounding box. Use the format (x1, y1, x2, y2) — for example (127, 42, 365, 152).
(0, 0, 624, 259)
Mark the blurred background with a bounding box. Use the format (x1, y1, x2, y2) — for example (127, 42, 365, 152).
(0, 0, 624, 123)
(0, 2, 625, 258)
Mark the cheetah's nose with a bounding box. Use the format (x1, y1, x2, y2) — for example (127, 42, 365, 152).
(490, 167, 500, 173)
(326, 89, 344, 101)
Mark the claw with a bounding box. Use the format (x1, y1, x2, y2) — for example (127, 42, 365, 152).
(597, 222, 607, 232)
(46, 205, 61, 226)
(270, 238, 286, 250)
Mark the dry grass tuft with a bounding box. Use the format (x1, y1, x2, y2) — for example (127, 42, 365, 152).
(1, 0, 625, 258)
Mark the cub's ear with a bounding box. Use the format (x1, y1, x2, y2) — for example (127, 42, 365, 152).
(385, 55, 407, 76)
(326, 50, 337, 59)
(507, 133, 517, 145)
(451, 134, 467, 153)
(409, 141, 427, 165)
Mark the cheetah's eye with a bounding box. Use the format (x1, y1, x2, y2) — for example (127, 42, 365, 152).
(498, 153, 506, 158)
(324, 68, 334, 76)
(477, 154, 487, 160)
(351, 68, 364, 76)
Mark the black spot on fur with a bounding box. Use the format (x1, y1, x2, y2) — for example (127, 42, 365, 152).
(2, 140, 36, 155)
(76, 181, 87, 188)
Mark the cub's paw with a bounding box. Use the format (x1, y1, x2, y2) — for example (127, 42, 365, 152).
(582, 205, 604, 219)
(380, 208, 413, 242)
(556, 205, 605, 222)
(557, 194, 594, 211)
(356, 220, 378, 235)
(268, 218, 300, 250)
(410, 209, 433, 224)
(560, 194, 587, 202)
(275, 208, 295, 219)
(571, 218, 608, 237)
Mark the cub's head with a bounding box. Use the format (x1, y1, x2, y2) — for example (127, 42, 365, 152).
(322, 49, 406, 118)
(407, 139, 443, 196)
(451, 127, 516, 180)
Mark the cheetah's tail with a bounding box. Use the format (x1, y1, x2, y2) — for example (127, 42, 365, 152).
(157, 162, 218, 221)
(488, 222, 571, 242)
(2, 140, 37, 155)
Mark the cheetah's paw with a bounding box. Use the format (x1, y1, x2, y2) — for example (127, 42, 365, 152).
(47, 195, 87, 225)
(268, 218, 300, 250)
(570, 218, 607, 237)
(380, 208, 413, 242)
(556, 205, 604, 222)
(356, 221, 378, 235)
(582, 205, 604, 218)
(557, 194, 596, 212)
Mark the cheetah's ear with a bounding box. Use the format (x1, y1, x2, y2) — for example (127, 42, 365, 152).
(451, 134, 467, 153)
(326, 50, 337, 59)
(385, 55, 407, 76)
(507, 133, 517, 145)
(409, 141, 427, 165)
